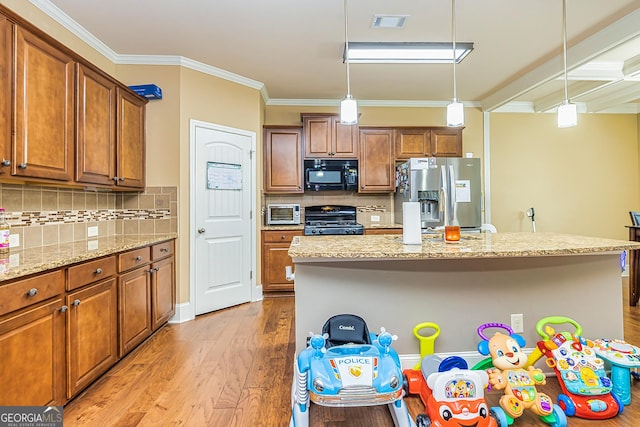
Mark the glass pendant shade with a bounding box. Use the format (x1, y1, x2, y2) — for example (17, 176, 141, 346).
(340, 95, 358, 124)
(446, 99, 464, 127)
(557, 101, 577, 128)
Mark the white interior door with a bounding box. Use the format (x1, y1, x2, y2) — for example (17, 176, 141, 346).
(191, 120, 255, 316)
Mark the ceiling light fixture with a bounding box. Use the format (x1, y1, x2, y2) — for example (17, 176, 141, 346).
(344, 41, 474, 64)
(558, 0, 577, 128)
(340, 0, 358, 124)
(447, 0, 464, 127)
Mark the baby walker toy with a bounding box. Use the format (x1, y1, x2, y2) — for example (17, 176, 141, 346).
(290, 314, 415, 427)
(591, 338, 640, 405)
(403, 322, 499, 427)
(532, 316, 622, 420)
(476, 322, 567, 427)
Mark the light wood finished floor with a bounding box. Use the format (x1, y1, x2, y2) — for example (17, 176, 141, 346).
(65, 279, 640, 426)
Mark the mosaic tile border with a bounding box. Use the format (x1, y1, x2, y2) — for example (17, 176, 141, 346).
(5, 209, 171, 227)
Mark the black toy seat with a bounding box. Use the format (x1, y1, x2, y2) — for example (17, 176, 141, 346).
(322, 314, 371, 348)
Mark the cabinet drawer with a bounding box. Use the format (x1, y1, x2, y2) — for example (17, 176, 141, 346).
(67, 255, 117, 291)
(117, 247, 151, 272)
(262, 230, 302, 243)
(152, 240, 174, 261)
(0, 270, 64, 315)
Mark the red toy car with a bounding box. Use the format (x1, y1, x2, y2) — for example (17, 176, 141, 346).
(404, 356, 498, 427)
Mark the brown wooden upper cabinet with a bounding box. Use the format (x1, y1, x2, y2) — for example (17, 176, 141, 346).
(0, 16, 10, 177)
(395, 127, 463, 159)
(358, 127, 395, 193)
(14, 26, 75, 181)
(76, 64, 117, 186)
(115, 88, 146, 189)
(264, 126, 303, 193)
(302, 114, 358, 158)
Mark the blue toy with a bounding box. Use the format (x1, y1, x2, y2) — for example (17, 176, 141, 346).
(290, 314, 415, 427)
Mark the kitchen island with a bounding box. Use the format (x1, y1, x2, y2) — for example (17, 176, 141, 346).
(289, 232, 640, 362)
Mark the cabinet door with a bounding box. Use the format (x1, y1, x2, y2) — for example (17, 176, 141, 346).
(303, 115, 332, 158)
(264, 127, 303, 193)
(66, 278, 117, 399)
(14, 26, 75, 181)
(151, 255, 175, 331)
(395, 128, 431, 159)
(0, 298, 66, 405)
(262, 230, 301, 292)
(118, 266, 152, 357)
(263, 242, 295, 292)
(358, 128, 395, 193)
(116, 88, 146, 189)
(431, 127, 462, 157)
(76, 64, 117, 186)
(0, 16, 11, 176)
(333, 119, 358, 158)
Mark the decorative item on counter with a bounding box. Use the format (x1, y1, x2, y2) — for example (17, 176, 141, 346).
(444, 225, 461, 243)
(0, 207, 10, 254)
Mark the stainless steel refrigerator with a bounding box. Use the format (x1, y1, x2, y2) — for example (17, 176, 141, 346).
(394, 157, 482, 230)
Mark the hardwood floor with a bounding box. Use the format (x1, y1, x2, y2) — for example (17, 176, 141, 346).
(64, 278, 640, 426)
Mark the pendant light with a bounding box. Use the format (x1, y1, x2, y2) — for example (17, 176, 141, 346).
(340, 0, 358, 124)
(558, 0, 577, 128)
(446, 0, 464, 127)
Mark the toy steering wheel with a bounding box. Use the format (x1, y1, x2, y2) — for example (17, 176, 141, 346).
(477, 322, 514, 341)
(535, 316, 582, 340)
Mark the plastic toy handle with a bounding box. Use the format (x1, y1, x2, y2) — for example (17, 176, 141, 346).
(413, 322, 441, 358)
(477, 322, 513, 341)
(535, 316, 582, 340)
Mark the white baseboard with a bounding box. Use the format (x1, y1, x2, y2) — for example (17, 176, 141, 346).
(168, 302, 195, 324)
(252, 284, 263, 302)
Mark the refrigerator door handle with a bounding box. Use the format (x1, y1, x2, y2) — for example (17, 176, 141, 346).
(448, 164, 456, 224)
(439, 166, 447, 222)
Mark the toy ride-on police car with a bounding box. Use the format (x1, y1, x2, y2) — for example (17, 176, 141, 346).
(290, 314, 415, 427)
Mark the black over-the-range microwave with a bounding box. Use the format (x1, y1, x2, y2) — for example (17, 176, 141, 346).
(304, 159, 358, 191)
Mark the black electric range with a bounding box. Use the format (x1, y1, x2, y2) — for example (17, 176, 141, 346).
(303, 205, 364, 236)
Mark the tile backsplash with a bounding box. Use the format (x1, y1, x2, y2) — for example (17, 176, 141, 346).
(0, 184, 177, 249)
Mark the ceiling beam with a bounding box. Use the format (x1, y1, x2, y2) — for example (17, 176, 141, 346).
(585, 81, 640, 112)
(532, 81, 607, 112)
(481, 9, 640, 112)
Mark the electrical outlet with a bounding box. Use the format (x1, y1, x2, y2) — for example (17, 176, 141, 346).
(511, 313, 524, 333)
(8, 234, 19, 248)
(371, 215, 380, 222)
(87, 226, 98, 237)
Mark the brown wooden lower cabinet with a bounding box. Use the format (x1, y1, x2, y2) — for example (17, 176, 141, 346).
(0, 297, 66, 405)
(0, 238, 176, 406)
(262, 230, 301, 292)
(66, 277, 117, 398)
(118, 262, 152, 357)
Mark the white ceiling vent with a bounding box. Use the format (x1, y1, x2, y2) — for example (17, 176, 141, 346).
(372, 15, 409, 29)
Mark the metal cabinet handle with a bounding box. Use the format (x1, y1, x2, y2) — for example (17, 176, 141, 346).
(1, 159, 10, 166)
(59, 305, 68, 313)
(18, 163, 27, 169)
(160, 248, 168, 252)
(281, 234, 286, 240)
(135, 255, 142, 261)
(197, 228, 205, 234)
(112, 176, 119, 182)
(148, 267, 158, 273)
(95, 268, 103, 274)
(72, 299, 81, 306)
(27, 288, 38, 297)
(119, 177, 125, 181)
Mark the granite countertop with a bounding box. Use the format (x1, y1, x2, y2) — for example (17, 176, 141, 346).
(0, 233, 177, 281)
(288, 232, 640, 261)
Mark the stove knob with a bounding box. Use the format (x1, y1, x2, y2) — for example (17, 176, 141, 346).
(318, 229, 323, 234)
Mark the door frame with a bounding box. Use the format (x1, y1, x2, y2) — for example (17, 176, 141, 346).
(188, 119, 258, 321)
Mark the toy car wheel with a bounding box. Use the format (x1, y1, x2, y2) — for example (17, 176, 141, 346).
(556, 394, 575, 417)
(611, 391, 624, 414)
(490, 406, 509, 427)
(416, 413, 431, 427)
(550, 404, 567, 427)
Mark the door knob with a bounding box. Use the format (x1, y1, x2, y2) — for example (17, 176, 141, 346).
(197, 228, 206, 234)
